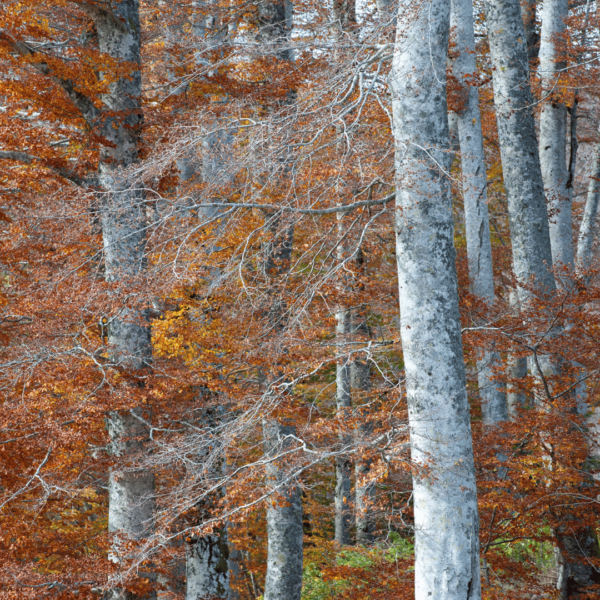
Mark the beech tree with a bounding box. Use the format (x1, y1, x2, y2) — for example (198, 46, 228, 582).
(390, 0, 481, 597)
(2, 1, 600, 600)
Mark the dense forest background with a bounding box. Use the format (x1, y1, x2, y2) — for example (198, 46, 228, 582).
(1, 0, 600, 598)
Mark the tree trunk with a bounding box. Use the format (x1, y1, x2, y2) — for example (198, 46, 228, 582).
(255, 3, 303, 597)
(576, 123, 600, 273)
(263, 420, 304, 600)
(353, 305, 374, 546)
(185, 526, 230, 600)
(106, 412, 156, 600)
(484, 0, 556, 296)
(450, 0, 507, 425)
(261, 212, 301, 600)
(487, 4, 600, 592)
(335, 301, 352, 546)
(539, 0, 573, 270)
(390, 1, 481, 597)
(521, 0, 539, 62)
(507, 290, 528, 419)
(82, 2, 156, 598)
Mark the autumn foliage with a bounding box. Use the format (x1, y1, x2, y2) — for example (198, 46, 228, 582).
(0, 0, 600, 599)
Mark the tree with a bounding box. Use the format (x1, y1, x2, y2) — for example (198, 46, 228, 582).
(449, 0, 507, 425)
(390, 0, 481, 596)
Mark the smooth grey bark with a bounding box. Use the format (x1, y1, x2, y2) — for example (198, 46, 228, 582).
(22, 1, 154, 594)
(182, 403, 231, 600)
(353, 303, 374, 546)
(576, 124, 600, 272)
(484, 0, 556, 297)
(263, 421, 304, 600)
(390, 0, 481, 597)
(161, 7, 234, 596)
(565, 0, 591, 229)
(261, 213, 302, 600)
(450, 0, 507, 425)
(80, 3, 156, 599)
(183, 127, 235, 600)
(335, 299, 353, 546)
(185, 525, 230, 600)
(255, 4, 303, 598)
(354, 455, 374, 545)
(332, 0, 357, 547)
(539, 0, 573, 269)
(506, 291, 528, 419)
(491, 4, 600, 590)
(554, 526, 600, 599)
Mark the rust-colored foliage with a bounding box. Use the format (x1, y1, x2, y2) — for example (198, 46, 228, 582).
(1, 1, 600, 599)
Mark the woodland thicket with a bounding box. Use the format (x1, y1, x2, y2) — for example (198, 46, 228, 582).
(1, 0, 600, 599)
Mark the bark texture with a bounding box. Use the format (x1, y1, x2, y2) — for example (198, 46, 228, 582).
(539, 0, 573, 269)
(390, 1, 481, 597)
(554, 527, 600, 599)
(352, 300, 374, 546)
(484, 0, 555, 296)
(263, 421, 304, 600)
(257, 4, 303, 597)
(335, 303, 352, 546)
(450, 0, 507, 425)
(521, 0, 540, 61)
(261, 213, 301, 600)
(507, 290, 528, 419)
(82, 3, 155, 598)
(576, 124, 600, 272)
(185, 526, 230, 600)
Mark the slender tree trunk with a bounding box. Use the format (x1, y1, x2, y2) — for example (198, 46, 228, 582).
(354, 452, 374, 546)
(507, 290, 528, 419)
(565, 0, 591, 225)
(390, 1, 481, 597)
(539, 0, 573, 269)
(333, 0, 355, 532)
(255, 4, 304, 597)
(576, 123, 600, 273)
(261, 212, 302, 600)
(353, 303, 374, 546)
(106, 412, 156, 600)
(484, 0, 555, 296)
(450, 0, 507, 425)
(486, 4, 600, 592)
(335, 296, 352, 546)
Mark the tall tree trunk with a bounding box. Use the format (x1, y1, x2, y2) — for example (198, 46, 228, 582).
(390, 1, 481, 598)
(335, 296, 353, 546)
(352, 302, 374, 546)
(254, 3, 304, 598)
(484, 0, 555, 295)
(576, 122, 600, 273)
(261, 213, 302, 600)
(450, 0, 507, 425)
(539, 0, 573, 269)
(565, 0, 591, 230)
(331, 0, 357, 547)
(263, 420, 304, 600)
(486, 4, 600, 594)
(82, 2, 156, 598)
